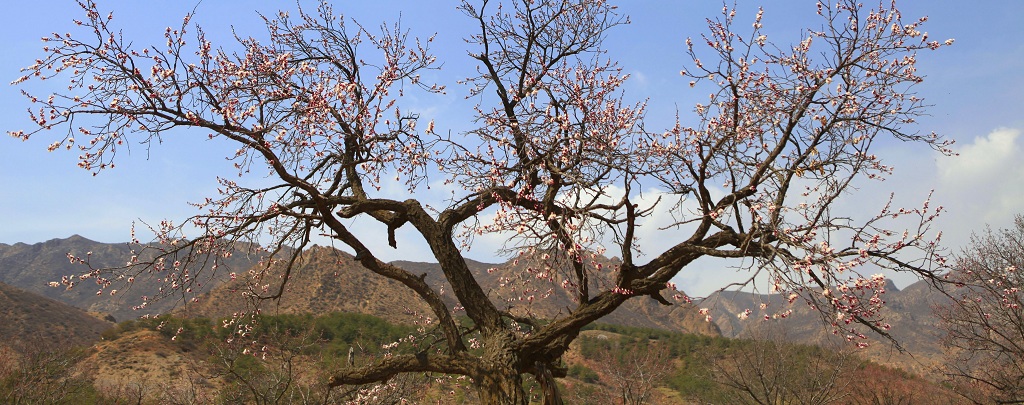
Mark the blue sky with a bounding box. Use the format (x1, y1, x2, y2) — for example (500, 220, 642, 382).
(2, 1, 1022, 296)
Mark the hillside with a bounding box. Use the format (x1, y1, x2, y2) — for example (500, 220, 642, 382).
(54, 312, 965, 404)
(563, 326, 963, 404)
(0, 235, 258, 321)
(0, 234, 968, 402)
(0, 281, 113, 349)
(182, 245, 435, 323)
(186, 245, 720, 337)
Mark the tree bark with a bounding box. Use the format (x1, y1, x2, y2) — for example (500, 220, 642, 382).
(473, 330, 533, 405)
(476, 367, 528, 405)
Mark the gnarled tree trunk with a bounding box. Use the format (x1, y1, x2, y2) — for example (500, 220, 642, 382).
(474, 331, 530, 405)
(476, 367, 528, 405)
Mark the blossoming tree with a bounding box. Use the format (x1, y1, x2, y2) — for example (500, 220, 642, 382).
(939, 215, 1024, 403)
(12, 0, 953, 402)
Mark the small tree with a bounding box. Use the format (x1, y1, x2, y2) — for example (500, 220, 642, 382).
(207, 320, 426, 405)
(589, 336, 672, 405)
(0, 342, 97, 404)
(709, 323, 851, 405)
(939, 215, 1024, 404)
(12, 0, 954, 402)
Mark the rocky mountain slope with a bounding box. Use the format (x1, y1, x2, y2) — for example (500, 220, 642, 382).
(0, 235, 257, 321)
(699, 278, 951, 376)
(0, 280, 113, 349)
(186, 245, 721, 337)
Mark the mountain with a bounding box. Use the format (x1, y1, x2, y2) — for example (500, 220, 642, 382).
(182, 245, 435, 323)
(0, 236, 716, 337)
(0, 235, 258, 321)
(0, 281, 113, 349)
(186, 245, 720, 337)
(0, 235, 965, 394)
(2, 236, 952, 369)
(394, 253, 720, 336)
(3, 236, 953, 366)
(699, 278, 950, 377)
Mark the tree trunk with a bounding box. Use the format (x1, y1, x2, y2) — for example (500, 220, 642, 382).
(477, 367, 527, 405)
(535, 361, 564, 405)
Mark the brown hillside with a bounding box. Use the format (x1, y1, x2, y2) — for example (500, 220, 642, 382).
(0, 281, 113, 349)
(189, 245, 719, 337)
(82, 329, 223, 402)
(182, 246, 433, 324)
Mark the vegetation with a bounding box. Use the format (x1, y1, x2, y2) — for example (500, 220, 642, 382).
(1, 311, 962, 404)
(569, 323, 960, 404)
(21, 312, 437, 404)
(0, 343, 102, 404)
(102, 312, 416, 356)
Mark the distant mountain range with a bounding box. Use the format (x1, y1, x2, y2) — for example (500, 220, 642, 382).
(0, 236, 953, 376)
(0, 235, 257, 321)
(701, 278, 949, 376)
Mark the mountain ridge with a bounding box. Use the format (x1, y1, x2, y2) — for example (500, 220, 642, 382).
(0, 236, 952, 377)
(699, 277, 948, 377)
(0, 235, 258, 321)
(183, 244, 722, 337)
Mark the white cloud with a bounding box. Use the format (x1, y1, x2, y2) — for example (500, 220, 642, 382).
(940, 127, 1021, 187)
(937, 127, 1024, 232)
(798, 129, 1024, 291)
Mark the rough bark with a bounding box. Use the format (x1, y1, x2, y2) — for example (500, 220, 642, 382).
(476, 368, 528, 405)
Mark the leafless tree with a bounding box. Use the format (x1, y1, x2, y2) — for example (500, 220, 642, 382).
(938, 215, 1024, 404)
(709, 322, 851, 405)
(206, 325, 336, 405)
(591, 337, 672, 405)
(97, 377, 152, 404)
(12, 0, 954, 402)
(0, 341, 94, 404)
(155, 373, 217, 405)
